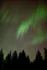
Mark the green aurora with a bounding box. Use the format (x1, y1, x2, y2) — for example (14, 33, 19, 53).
(16, 6, 47, 44)
(1, 4, 47, 45)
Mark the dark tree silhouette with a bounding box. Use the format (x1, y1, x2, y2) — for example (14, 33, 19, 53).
(26, 56, 30, 64)
(18, 50, 27, 68)
(4, 51, 11, 70)
(0, 49, 4, 70)
(18, 50, 31, 69)
(44, 48, 47, 64)
(11, 51, 18, 70)
(0, 48, 47, 70)
(34, 50, 43, 64)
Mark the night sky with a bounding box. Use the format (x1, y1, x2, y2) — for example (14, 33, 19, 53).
(0, 0, 47, 61)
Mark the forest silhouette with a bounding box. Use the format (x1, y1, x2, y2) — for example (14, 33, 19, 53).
(0, 48, 47, 70)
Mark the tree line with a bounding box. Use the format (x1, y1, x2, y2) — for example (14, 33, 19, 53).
(0, 48, 47, 70)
